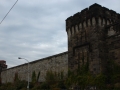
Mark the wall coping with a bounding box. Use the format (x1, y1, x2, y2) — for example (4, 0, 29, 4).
(2, 51, 68, 71)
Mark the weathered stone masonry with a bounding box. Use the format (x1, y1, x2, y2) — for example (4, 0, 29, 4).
(1, 3, 120, 83)
(1, 52, 68, 83)
(66, 3, 120, 74)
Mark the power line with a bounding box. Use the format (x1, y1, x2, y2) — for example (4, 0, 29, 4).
(0, 0, 18, 25)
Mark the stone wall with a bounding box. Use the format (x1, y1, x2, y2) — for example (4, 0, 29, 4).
(1, 52, 68, 83)
(107, 24, 120, 65)
(1, 3, 120, 84)
(66, 3, 120, 74)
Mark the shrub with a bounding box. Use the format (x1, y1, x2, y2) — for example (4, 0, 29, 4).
(37, 71, 40, 82)
(32, 71, 36, 83)
(40, 82, 50, 89)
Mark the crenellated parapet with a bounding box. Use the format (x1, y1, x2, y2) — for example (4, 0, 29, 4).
(66, 3, 120, 37)
(67, 3, 120, 75)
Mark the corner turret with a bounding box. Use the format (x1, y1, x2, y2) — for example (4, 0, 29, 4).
(66, 3, 120, 75)
(66, 3, 120, 39)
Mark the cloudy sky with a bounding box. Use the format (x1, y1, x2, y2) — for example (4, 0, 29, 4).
(0, 0, 120, 68)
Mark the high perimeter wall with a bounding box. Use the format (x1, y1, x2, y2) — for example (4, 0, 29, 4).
(1, 52, 68, 83)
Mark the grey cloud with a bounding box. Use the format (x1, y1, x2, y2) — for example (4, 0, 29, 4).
(0, 0, 119, 68)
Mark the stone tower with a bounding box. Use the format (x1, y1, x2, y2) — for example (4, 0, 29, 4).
(66, 3, 120, 75)
(0, 60, 7, 74)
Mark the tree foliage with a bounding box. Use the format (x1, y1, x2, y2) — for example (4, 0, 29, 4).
(0, 59, 120, 90)
(36, 71, 40, 82)
(14, 72, 19, 83)
(32, 71, 36, 83)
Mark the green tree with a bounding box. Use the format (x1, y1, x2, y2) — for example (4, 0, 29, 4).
(14, 72, 19, 83)
(32, 71, 36, 83)
(36, 71, 40, 82)
(45, 70, 55, 84)
(65, 69, 76, 89)
(94, 73, 106, 89)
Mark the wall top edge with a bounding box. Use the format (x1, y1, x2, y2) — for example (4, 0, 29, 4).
(3, 51, 68, 71)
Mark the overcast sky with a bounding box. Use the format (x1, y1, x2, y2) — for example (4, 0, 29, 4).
(0, 0, 120, 68)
